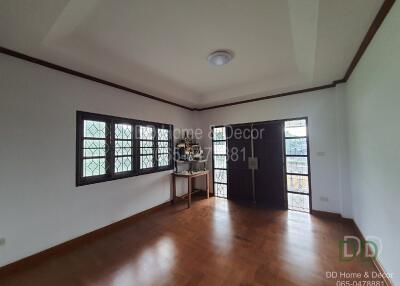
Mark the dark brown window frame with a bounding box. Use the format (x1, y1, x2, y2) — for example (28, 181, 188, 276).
(76, 111, 173, 186)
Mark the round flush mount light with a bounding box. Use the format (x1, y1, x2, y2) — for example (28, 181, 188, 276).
(208, 50, 234, 66)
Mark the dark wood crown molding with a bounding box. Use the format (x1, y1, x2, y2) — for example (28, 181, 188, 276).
(0, 0, 395, 111)
(0, 46, 194, 111)
(343, 0, 395, 82)
(194, 83, 337, 111)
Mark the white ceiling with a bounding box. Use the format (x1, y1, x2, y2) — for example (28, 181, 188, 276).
(0, 0, 383, 108)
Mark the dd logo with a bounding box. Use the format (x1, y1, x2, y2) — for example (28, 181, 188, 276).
(339, 236, 382, 262)
(326, 272, 338, 279)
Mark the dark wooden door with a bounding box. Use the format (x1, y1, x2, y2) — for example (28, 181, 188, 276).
(226, 125, 253, 201)
(227, 121, 285, 208)
(253, 122, 285, 208)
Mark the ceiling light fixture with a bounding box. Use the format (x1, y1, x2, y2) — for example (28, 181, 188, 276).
(208, 50, 234, 66)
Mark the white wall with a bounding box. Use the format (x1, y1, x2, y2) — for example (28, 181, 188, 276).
(344, 1, 400, 283)
(197, 86, 351, 216)
(0, 54, 195, 267)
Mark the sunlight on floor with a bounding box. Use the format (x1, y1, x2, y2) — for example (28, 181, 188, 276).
(283, 210, 317, 268)
(212, 198, 233, 253)
(109, 236, 176, 285)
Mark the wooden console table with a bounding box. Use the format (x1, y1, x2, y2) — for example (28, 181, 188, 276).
(172, 171, 210, 208)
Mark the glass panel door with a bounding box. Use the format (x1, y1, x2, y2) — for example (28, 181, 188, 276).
(212, 126, 228, 198)
(284, 119, 311, 212)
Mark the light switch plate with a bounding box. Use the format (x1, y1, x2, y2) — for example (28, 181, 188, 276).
(320, 196, 329, 202)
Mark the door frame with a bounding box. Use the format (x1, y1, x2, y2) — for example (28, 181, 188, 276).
(282, 117, 312, 213)
(211, 116, 312, 212)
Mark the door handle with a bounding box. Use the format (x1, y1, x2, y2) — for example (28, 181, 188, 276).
(248, 157, 258, 170)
